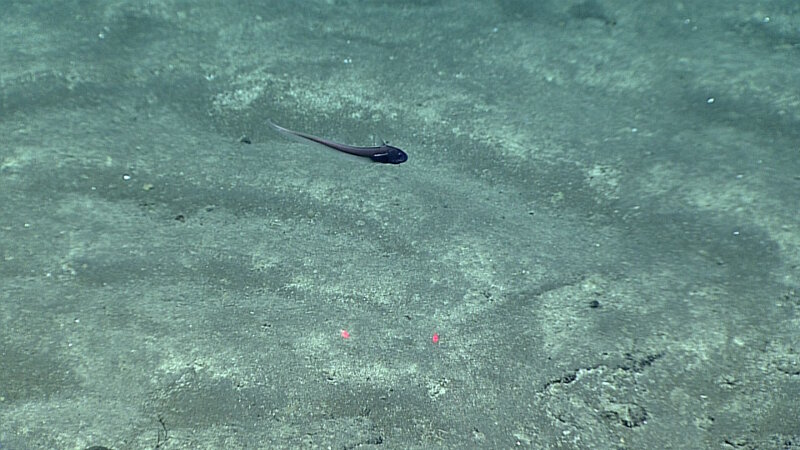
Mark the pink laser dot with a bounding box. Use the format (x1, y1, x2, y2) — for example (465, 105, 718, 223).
(340, 329, 350, 339)
(432, 332, 439, 344)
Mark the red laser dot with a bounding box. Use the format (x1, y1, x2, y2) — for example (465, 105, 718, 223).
(340, 329, 350, 339)
(432, 332, 439, 344)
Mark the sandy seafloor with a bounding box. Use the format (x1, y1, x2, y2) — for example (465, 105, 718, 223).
(1, 1, 798, 449)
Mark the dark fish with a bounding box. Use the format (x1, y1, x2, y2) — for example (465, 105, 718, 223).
(268, 120, 407, 164)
